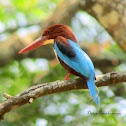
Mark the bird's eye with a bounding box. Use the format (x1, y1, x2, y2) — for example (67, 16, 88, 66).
(48, 30, 51, 34)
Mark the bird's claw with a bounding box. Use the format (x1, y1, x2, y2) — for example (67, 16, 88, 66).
(64, 78, 71, 80)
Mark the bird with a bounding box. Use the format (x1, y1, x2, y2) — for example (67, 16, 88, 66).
(19, 24, 100, 105)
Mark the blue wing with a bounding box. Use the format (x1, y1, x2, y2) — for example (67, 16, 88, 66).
(54, 40, 91, 79)
(54, 39, 100, 105)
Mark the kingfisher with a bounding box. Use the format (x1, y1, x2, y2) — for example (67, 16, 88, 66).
(19, 24, 100, 105)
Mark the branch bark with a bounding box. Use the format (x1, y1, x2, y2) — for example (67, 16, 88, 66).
(0, 71, 126, 120)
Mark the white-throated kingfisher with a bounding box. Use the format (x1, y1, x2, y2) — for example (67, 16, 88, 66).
(19, 24, 100, 105)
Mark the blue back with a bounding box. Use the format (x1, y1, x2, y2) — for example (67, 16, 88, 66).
(54, 39, 95, 79)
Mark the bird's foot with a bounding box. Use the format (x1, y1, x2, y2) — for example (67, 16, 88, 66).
(64, 78, 71, 80)
(64, 72, 71, 80)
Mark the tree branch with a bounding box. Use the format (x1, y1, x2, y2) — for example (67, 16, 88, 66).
(0, 71, 126, 120)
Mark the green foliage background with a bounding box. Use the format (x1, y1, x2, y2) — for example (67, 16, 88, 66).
(0, 0, 126, 125)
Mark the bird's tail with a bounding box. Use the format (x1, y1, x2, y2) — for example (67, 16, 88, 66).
(87, 78, 100, 105)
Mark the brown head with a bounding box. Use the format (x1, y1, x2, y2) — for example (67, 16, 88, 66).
(19, 24, 77, 54)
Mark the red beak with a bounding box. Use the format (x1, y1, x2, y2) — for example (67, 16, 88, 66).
(18, 36, 48, 54)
